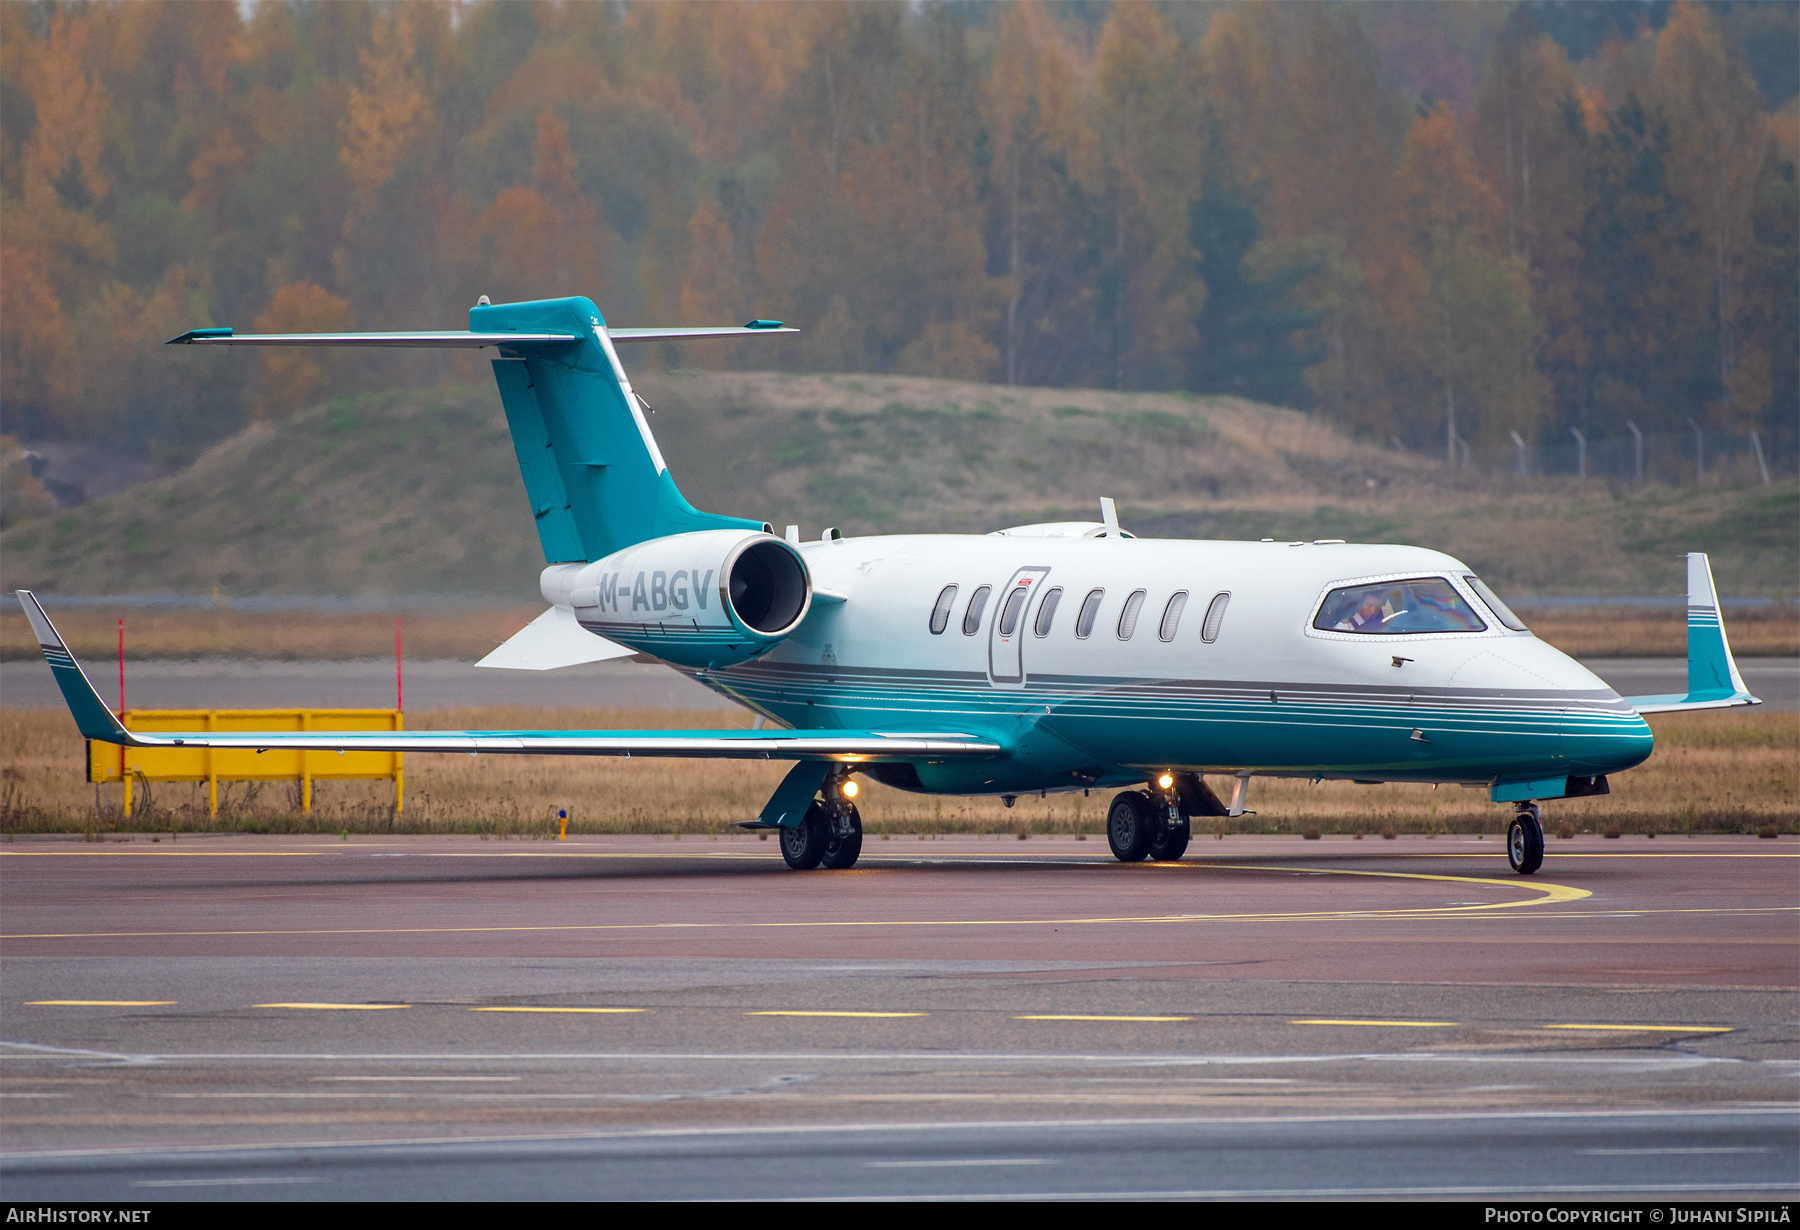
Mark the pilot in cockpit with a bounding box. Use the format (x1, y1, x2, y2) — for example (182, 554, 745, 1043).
(1337, 589, 1392, 633)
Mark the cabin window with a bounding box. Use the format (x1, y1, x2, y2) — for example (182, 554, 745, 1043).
(1465, 575, 1529, 632)
(962, 585, 992, 635)
(1033, 587, 1063, 637)
(1201, 592, 1230, 643)
(929, 585, 958, 634)
(1117, 589, 1147, 640)
(1314, 578, 1486, 635)
(1158, 592, 1188, 641)
(998, 585, 1031, 637)
(1075, 589, 1104, 639)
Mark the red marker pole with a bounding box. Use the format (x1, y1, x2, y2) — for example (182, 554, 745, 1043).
(395, 617, 403, 713)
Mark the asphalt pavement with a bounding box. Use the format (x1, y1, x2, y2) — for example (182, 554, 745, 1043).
(2, 836, 1795, 1200)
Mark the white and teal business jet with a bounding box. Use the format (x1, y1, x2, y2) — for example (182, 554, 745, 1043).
(19, 295, 1759, 875)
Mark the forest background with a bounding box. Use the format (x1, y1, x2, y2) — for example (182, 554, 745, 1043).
(2, 0, 1796, 500)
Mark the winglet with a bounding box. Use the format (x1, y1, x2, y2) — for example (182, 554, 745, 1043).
(13, 592, 137, 743)
(166, 327, 234, 344)
(1624, 553, 1760, 714)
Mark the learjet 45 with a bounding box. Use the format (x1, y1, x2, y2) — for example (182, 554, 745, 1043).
(19, 295, 1759, 874)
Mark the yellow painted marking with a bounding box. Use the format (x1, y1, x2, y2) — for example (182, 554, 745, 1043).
(1291, 1018, 1460, 1027)
(254, 1003, 408, 1011)
(745, 1011, 926, 1019)
(1542, 1023, 1733, 1033)
(26, 1000, 174, 1006)
(1014, 1014, 1191, 1023)
(0, 866, 1591, 941)
(470, 1007, 646, 1015)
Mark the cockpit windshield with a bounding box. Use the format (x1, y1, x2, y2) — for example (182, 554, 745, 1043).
(1314, 578, 1487, 635)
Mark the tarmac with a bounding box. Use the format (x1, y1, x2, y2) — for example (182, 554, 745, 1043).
(2, 833, 1795, 1199)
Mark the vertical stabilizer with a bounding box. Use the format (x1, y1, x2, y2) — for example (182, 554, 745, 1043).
(472, 296, 762, 563)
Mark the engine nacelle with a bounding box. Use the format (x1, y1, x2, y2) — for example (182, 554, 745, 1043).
(540, 529, 811, 669)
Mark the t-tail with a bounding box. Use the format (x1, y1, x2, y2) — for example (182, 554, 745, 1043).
(169, 297, 797, 564)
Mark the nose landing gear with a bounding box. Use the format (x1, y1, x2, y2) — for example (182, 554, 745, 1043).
(1508, 803, 1545, 875)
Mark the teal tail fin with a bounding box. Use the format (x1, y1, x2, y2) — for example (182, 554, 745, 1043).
(166, 297, 794, 564)
(14, 591, 136, 744)
(472, 296, 763, 563)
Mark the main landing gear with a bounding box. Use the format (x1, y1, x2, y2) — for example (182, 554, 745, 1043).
(1107, 775, 1198, 863)
(1508, 803, 1545, 875)
(779, 772, 864, 870)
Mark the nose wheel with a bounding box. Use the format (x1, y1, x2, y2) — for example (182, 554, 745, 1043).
(1508, 804, 1544, 875)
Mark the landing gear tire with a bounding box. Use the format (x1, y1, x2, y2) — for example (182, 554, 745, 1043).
(1508, 805, 1544, 875)
(1148, 816, 1191, 862)
(1107, 791, 1156, 863)
(821, 803, 864, 870)
(779, 802, 830, 870)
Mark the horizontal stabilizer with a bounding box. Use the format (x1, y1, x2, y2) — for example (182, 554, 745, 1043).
(167, 329, 582, 348)
(477, 605, 635, 671)
(167, 325, 796, 348)
(608, 326, 798, 343)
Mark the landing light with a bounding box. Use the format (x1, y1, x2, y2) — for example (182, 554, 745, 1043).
(841, 780, 859, 799)
(1157, 773, 1174, 790)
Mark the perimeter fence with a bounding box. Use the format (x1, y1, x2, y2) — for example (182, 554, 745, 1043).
(1437, 426, 1791, 486)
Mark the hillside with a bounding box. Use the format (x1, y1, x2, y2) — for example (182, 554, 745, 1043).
(2, 371, 1794, 601)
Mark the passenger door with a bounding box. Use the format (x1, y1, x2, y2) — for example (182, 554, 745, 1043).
(988, 567, 1050, 688)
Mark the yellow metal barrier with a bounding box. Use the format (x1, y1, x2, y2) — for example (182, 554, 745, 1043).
(88, 710, 403, 818)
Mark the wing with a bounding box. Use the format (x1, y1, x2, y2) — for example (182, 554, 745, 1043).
(14, 591, 997, 764)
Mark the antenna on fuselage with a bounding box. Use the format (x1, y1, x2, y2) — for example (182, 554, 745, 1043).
(1099, 497, 1120, 538)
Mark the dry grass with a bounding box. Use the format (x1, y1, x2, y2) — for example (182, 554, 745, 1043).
(0, 606, 541, 662)
(1515, 604, 1799, 658)
(3, 706, 1792, 839)
(6, 603, 1792, 663)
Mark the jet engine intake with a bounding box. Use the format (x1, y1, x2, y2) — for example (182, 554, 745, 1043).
(541, 529, 811, 668)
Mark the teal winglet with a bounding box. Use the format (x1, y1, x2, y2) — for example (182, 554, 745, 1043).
(1624, 554, 1759, 714)
(758, 760, 830, 828)
(13, 592, 134, 743)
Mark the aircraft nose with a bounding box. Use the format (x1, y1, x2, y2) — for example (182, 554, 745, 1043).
(1565, 703, 1655, 776)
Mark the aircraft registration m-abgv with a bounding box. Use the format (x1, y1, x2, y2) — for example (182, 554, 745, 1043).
(20, 295, 1759, 875)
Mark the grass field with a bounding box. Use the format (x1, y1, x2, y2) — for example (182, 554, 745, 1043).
(3, 706, 1791, 840)
(3, 374, 1794, 603)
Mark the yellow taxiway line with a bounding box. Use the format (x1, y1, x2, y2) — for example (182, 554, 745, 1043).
(1014, 1014, 1191, 1022)
(0, 866, 1590, 942)
(253, 1003, 408, 1011)
(1290, 1018, 1460, 1027)
(24, 1000, 175, 1006)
